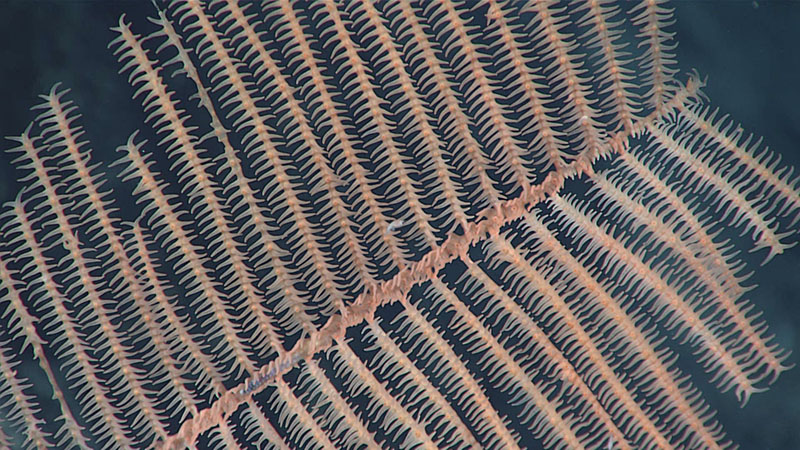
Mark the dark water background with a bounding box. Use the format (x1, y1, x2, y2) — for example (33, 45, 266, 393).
(0, 1, 797, 449)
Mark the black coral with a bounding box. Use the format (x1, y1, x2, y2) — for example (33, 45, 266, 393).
(0, 1, 798, 449)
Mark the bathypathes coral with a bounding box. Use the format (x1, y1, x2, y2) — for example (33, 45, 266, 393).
(0, 1, 798, 449)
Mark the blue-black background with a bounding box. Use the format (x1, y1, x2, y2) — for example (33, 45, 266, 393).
(0, 1, 797, 448)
